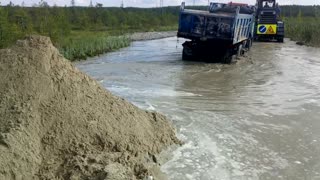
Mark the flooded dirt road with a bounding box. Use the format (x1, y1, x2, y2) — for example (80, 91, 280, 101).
(77, 37, 320, 180)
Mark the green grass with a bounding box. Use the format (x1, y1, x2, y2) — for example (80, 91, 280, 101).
(284, 17, 320, 46)
(54, 26, 177, 61)
(55, 31, 130, 61)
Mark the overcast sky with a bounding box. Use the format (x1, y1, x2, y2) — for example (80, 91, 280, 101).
(1, 0, 318, 7)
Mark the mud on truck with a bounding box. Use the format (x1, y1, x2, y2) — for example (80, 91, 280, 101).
(177, 2, 256, 63)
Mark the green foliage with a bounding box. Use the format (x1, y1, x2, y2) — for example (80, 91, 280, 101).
(59, 33, 130, 61)
(0, 7, 23, 48)
(281, 5, 320, 17)
(284, 17, 320, 46)
(0, 5, 179, 60)
(0, 8, 11, 48)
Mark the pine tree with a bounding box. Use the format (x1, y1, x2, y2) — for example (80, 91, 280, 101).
(121, 0, 124, 8)
(8, 1, 14, 6)
(71, 0, 75, 7)
(39, 0, 49, 7)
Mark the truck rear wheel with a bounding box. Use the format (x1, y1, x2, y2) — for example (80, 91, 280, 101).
(236, 44, 244, 58)
(222, 50, 233, 64)
(246, 39, 253, 50)
(182, 46, 194, 60)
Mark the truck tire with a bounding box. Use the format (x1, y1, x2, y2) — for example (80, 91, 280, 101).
(182, 46, 194, 60)
(246, 39, 253, 50)
(222, 50, 233, 64)
(236, 44, 243, 57)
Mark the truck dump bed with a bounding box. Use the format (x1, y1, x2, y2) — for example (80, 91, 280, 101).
(178, 3, 255, 45)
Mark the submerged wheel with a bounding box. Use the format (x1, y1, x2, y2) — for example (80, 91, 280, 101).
(277, 37, 284, 43)
(222, 50, 233, 64)
(182, 46, 194, 61)
(246, 39, 253, 50)
(236, 44, 244, 57)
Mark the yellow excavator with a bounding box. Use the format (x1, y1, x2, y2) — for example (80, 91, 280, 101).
(254, 0, 284, 42)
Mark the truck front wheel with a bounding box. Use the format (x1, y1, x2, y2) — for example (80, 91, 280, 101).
(222, 50, 233, 64)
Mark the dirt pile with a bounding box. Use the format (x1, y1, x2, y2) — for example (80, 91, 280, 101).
(0, 36, 180, 180)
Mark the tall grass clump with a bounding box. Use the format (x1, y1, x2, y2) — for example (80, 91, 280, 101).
(59, 35, 130, 61)
(284, 17, 320, 46)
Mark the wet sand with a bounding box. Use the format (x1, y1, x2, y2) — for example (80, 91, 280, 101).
(0, 36, 180, 180)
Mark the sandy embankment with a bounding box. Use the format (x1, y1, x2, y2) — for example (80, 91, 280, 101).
(130, 31, 177, 41)
(0, 36, 180, 179)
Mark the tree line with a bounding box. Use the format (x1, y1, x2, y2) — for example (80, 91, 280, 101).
(1, 1, 320, 49)
(281, 5, 320, 17)
(0, 2, 179, 48)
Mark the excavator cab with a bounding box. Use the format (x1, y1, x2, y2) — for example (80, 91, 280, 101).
(257, 0, 280, 18)
(259, 0, 275, 8)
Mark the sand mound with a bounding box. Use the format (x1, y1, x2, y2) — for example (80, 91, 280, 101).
(0, 36, 180, 180)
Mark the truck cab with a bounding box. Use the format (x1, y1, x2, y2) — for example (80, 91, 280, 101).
(255, 0, 284, 42)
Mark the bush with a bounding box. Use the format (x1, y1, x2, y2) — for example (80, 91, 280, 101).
(284, 17, 320, 46)
(59, 35, 130, 61)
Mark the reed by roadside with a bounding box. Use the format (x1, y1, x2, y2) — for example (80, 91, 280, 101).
(284, 17, 320, 46)
(58, 34, 130, 61)
(56, 29, 177, 61)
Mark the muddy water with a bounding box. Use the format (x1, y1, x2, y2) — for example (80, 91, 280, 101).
(76, 37, 320, 180)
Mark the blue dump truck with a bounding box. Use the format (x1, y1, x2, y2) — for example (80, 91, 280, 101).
(177, 2, 255, 63)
